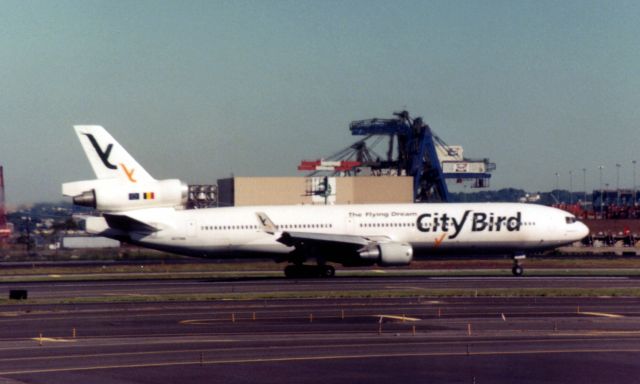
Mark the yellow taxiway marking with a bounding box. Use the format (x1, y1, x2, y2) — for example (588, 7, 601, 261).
(180, 319, 219, 325)
(580, 312, 624, 318)
(385, 286, 428, 291)
(30, 337, 76, 343)
(374, 315, 421, 322)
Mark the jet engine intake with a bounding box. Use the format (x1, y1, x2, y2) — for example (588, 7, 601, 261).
(359, 242, 413, 266)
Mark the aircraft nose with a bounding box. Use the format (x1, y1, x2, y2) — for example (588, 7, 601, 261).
(577, 221, 590, 239)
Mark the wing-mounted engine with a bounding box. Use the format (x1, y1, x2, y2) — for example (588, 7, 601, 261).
(63, 178, 188, 212)
(359, 242, 414, 266)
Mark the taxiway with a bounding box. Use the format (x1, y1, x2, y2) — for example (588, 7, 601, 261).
(0, 276, 637, 383)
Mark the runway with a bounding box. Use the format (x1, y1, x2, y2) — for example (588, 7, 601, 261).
(0, 276, 638, 383)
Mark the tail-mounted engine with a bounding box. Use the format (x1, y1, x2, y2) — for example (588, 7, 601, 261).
(63, 179, 188, 212)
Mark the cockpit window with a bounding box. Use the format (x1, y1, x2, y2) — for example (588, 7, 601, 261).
(565, 217, 577, 224)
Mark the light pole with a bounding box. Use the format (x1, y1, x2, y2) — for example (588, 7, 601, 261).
(616, 163, 621, 205)
(582, 168, 587, 208)
(569, 170, 573, 205)
(554, 172, 560, 203)
(633, 160, 637, 206)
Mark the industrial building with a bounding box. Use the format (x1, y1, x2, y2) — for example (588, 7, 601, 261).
(217, 176, 413, 206)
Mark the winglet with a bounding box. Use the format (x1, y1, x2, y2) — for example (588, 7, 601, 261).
(256, 212, 277, 234)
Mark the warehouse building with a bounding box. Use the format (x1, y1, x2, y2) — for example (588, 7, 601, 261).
(217, 176, 413, 207)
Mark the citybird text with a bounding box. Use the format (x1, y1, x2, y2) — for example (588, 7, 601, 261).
(416, 211, 522, 239)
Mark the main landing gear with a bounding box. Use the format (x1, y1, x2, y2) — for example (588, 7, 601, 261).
(284, 264, 335, 278)
(512, 254, 525, 276)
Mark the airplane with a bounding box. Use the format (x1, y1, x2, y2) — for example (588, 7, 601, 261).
(62, 125, 590, 278)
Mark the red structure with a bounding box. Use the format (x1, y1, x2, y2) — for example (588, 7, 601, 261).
(0, 166, 10, 239)
(298, 160, 362, 172)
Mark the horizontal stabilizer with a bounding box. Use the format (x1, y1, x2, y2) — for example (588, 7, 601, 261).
(103, 213, 159, 233)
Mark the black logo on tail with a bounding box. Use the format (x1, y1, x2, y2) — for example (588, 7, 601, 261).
(83, 133, 117, 170)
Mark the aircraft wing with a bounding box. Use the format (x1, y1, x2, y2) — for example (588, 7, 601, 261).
(103, 213, 160, 233)
(257, 211, 391, 252)
(278, 231, 389, 249)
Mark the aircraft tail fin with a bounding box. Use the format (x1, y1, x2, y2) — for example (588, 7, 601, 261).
(73, 125, 154, 183)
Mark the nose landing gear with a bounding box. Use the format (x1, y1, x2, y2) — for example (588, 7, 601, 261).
(512, 254, 525, 276)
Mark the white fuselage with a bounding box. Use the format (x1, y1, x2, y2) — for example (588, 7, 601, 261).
(88, 202, 589, 259)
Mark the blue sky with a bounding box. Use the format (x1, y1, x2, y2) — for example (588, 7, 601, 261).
(1, 0, 640, 205)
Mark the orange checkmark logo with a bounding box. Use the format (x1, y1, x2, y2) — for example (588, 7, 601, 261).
(120, 163, 137, 183)
(434, 233, 447, 248)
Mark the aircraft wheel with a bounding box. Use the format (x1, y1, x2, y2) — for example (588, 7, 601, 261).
(284, 265, 299, 278)
(512, 265, 524, 276)
(321, 265, 335, 278)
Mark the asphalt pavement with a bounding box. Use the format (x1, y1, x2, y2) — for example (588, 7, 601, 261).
(0, 276, 637, 383)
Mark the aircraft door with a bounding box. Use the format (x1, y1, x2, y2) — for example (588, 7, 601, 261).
(187, 220, 197, 237)
(345, 215, 357, 233)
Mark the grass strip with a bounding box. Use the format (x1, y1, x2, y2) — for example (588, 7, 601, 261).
(2, 267, 640, 283)
(3, 287, 640, 306)
(3, 257, 640, 277)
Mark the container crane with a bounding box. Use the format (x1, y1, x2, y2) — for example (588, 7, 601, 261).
(298, 111, 495, 202)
